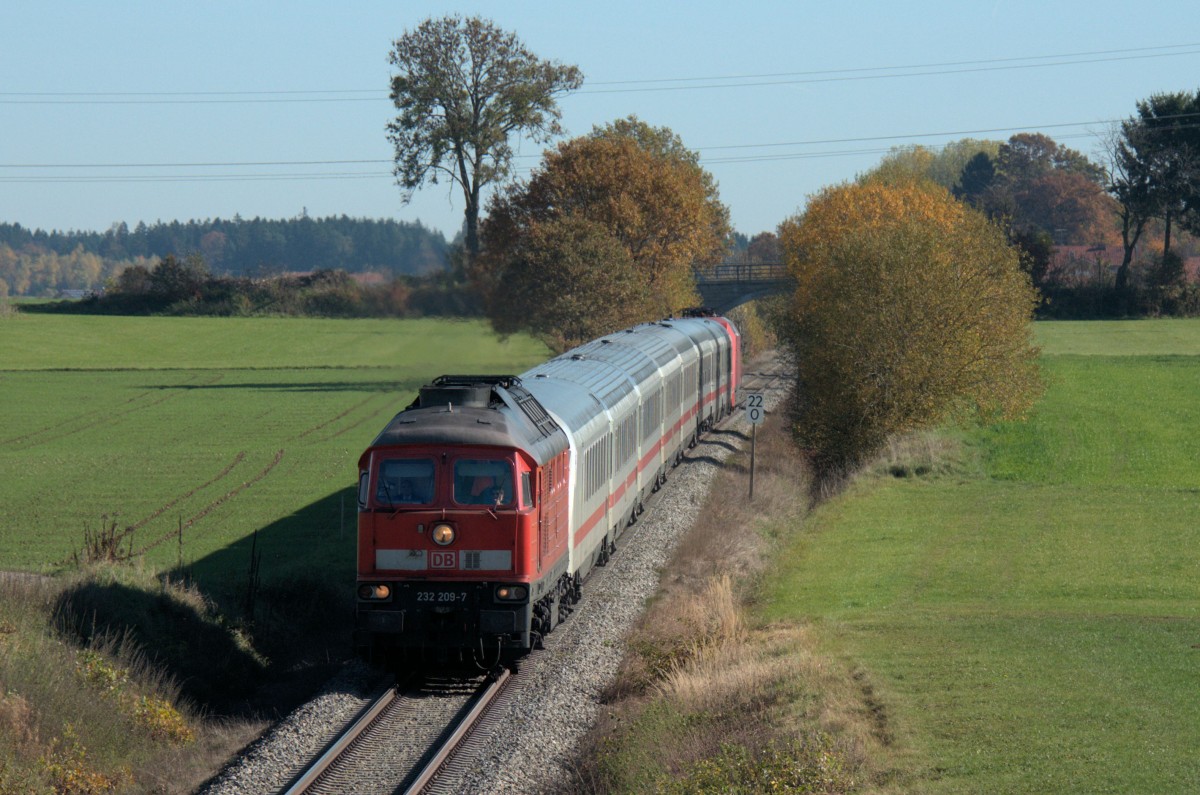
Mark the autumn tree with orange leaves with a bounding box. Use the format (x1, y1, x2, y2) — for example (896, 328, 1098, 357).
(779, 181, 1042, 476)
(478, 117, 729, 349)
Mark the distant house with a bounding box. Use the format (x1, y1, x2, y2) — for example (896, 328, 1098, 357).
(1185, 257, 1200, 282)
(1049, 245, 1123, 284)
(1050, 246, 1200, 285)
(276, 270, 389, 286)
(351, 272, 388, 287)
(58, 289, 99, 300)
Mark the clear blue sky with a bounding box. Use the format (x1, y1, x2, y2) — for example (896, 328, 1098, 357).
(3, 1, 1197, 241)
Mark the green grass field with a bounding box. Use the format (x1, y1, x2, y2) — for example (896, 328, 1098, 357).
(762, 319, 1200, 793)
(0, 313, 548, 587)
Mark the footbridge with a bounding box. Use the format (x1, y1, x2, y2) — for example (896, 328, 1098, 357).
(693, 262, 793, 313)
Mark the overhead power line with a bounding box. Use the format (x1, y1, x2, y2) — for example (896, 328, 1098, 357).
(583, 42, 1200, 85)
(0, 114, 1134, 174)
(3, 114, 1197, 184)
(2, 43, 1197, 104)
(0, 158, 393, 169)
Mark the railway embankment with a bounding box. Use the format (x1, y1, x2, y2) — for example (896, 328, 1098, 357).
(198, 353, 802, 794)
(554, 367, 876, 793)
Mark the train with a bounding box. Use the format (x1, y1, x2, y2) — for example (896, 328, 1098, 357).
(353, 312, 742, 668)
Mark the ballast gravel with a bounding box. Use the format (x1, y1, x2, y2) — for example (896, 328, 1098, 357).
(200, 384, 784, 795)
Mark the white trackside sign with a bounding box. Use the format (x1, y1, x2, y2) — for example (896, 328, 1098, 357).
(746, 393, 765, 425)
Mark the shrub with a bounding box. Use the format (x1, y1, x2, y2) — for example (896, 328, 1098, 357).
(778, 181, 1042, 476)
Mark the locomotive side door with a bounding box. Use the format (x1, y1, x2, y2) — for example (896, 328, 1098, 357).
(538, 455, 565, 571)
(538, 464, 550, 569)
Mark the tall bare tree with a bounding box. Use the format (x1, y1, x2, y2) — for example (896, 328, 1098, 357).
(1102, 125, 1156, 289)
(387, 16, 582, 262)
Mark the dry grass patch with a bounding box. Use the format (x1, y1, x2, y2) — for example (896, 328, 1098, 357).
(563, 397, 899, 793)
(0, 570, 266, 794)
(866, 430, 973, 481)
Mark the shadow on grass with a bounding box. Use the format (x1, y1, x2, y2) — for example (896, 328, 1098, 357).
(144, 380, 420, 394)
(54, 486, 361, 719)
(53, 579, 266, 714)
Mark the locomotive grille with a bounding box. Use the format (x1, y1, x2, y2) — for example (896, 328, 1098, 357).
(506, 382, 561, 439)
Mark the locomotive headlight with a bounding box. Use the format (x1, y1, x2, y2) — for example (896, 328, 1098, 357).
(495, 585, 528, 601)
(431, 522, 456, 546)
(358, 584, 391, 600)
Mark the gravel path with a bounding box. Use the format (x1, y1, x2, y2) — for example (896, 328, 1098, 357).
(200, 376, 785, 795)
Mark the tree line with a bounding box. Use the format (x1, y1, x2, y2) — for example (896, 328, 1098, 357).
(0, 214, 450, 297)
(24, 252, 474, 319)
(862, 113, 1200, 318)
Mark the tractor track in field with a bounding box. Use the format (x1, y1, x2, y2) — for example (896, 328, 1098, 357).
(1, 372, 225, 449)
(294, 394, 380, 441)
(135, 449, 285, 555)
(113, 451, 249, 545)
(321, 397, 398, 442)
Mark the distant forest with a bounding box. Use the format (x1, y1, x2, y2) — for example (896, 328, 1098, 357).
(0, 215, 450, 296)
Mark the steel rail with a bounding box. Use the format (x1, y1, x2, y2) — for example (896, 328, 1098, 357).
(280, 684, 397, 795)
(399, 668, 512, 795)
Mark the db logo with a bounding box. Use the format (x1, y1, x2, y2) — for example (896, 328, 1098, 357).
(430, 551, 457, 569)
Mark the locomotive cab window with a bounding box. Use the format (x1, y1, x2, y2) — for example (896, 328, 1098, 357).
(519, 471, 533, 509)
(454, 459, 514, 506)
(376, 458, 435, 506)
(357, 471, 369, 510)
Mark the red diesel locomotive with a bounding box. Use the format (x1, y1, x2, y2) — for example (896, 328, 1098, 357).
(354, 314, 741, 667)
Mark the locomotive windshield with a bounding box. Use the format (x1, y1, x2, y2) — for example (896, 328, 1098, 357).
(453, 459, 514, 506)
(376, 458, 435, 506)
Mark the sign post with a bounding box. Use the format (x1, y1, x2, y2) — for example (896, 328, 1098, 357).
(745, 393, 765, 499)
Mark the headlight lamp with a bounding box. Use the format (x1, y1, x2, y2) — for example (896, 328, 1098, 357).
(431, 522, 456, 546)
(358, 584, 391, 600)
(495, 585, 528, 601)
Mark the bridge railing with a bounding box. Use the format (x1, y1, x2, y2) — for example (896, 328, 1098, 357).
(694, 261, 787, 284)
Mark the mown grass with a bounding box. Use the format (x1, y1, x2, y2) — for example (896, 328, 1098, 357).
(761, 318, 1200, 793)
(0, 312, 548, 793)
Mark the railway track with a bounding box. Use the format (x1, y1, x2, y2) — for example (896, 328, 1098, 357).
(737, 350, 792, 402)
(277, 354, 791, 795)
(280, 667, 516, 795)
